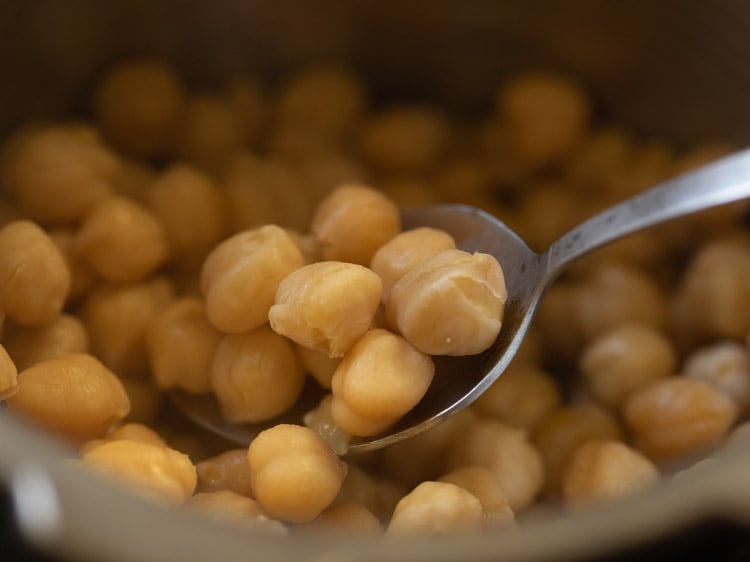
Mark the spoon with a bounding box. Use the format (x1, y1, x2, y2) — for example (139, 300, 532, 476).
(171, 148, 750, 454)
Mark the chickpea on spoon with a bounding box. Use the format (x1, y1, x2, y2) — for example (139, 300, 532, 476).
(172, 149, 750, 454)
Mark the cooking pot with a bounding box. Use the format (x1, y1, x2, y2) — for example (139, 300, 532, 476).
(1, 1, 750, 560)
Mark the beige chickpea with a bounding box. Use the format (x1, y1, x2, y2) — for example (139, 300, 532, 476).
(561, 440, 660, 507)
(1, 125, 118, 224)
(81, 277, 174, 378)
(310, 184, 401, 265)
(370, 227, 456, 302)
(201, 224, 304, 333)
(303, 394, 352, 455)
(386, 249, 506, 356)
(296, 344, 340, 389)
(248, 424, 347, 523)
(386, 481, 483, 537)
(311, 502, 383, 535)
(111, 158, 155, 203)
(332, 464, 382, 517)
(145, 297, 221, 394)
(148, 164, 226, 267)
(0, 220, 71, 326)
(211, 326, 306, 424)
(282, 228, 320, 265)
(438, 466, 515, 531)
(473, 362, 562, 431)
(6, 353, 130, 442)
(196, 448, 253, 497)
(117, 377, 162, 426)
(329, 329, 435, 437)
(623, 377, 738, 465)
(82, 439, 195, 505)
(498, 71, 590, 169)
(531, 402, 623, 499)
(580, 322, 677, 409)
(0, 344, 18, 399)
(93, 59, 186, 158)
(292, 152, 367, 205)
(4, 313, 89, 371)
(564, 126, 634, 192)
(186, 491, 287, 534)
(360, 105, 450, 174)
(82, 422, 167, 454)
(446, 419, 544, 512)
(76, 196, 170, 283)
(269, 261, 382, 358)
(683, 341, 750, 413)
(48, 228, 96, 303)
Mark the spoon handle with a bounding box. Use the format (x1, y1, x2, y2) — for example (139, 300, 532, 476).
(543, 148, 750, 282)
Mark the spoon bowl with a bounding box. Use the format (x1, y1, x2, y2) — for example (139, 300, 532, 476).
(171, 148, 750, 454)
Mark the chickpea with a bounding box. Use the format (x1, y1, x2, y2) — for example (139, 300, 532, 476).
(446, 419, 544, 512)
(223, 77, 267, 146)
(378, 177, 440, 209)
(498, 71, 590, 169)
(438, 466, 515, 531)
(473, 362, 562, 431)
(6, 353, 130, 442)
(211, 326, 306, 424)
(76, 196, 170, 283)
(332, 464, 382, 517)
(146, 297, 221, 394)
(295, 344, 340, 390)
(386, 249, 506, 356)
(269, 261, 382, 358)
(564, 126, 634, 192)
(107, 423, 166, 447)
(303, 394, 352, 455)
(310, 502, 383, 535)
(148, 164, 226, 267)
(3, 313, 89, 371)
(93, 59, 186, 158)
(0, 220, 71, 326)
(561, 440, 660, 507)
(310, 184, 401, 265)
(0, 343, 18, 399)
(370, 227, 456, 302)
(118, 377, 162, 426)
(531, 402, 623, 499)
(1, 125, 119, 224)
(186, 491, 287, 534)
(623, 377, 738, 465)
(683, 342, 750, 413)
(196, 448, 254, 497)
(248, 424, 347, 523)
(81, 277, 174, 378)
(48, 228, 96, 302)
(385, 481, 483, 537)
(112, 158, 155, 203)
(201, 224, 305, 333)
(292, 152, 367, 205)
(579, 322, 677, 409)
(329, 329, 435, 437)
(82, 439, 196, 505)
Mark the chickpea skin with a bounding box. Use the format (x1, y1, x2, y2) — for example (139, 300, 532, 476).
(386, 249, 506, 356)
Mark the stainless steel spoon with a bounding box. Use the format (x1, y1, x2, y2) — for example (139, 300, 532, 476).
(171, 149, 750, 454)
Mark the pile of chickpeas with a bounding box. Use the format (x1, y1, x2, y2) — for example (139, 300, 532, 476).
(0, 59, 749, 537)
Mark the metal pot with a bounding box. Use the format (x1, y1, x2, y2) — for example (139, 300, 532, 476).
(2, 1, 750, 560)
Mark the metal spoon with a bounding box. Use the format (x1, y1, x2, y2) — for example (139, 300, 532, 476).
(171, 148, 750, 454)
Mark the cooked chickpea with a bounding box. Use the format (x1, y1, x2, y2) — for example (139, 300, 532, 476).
(117, 377, 162, 426)
(386, 481, 483, 537)
(531, 402, 623, 499)
(447, 419, 544, 512)
(145, 297, 221, 394)
(473, 362, 562, 431)
(93, 59, 186, 157)
(370, 227, 456, 302)
(211, 326, 306, 424)
(0, 220, 71, 326)
(248, 424, 347, 523)
(386, 249, 506, 356)
(0, 344, 18, 399)
(196, 448, 253, 497)
(561, 440, 660, 506)
(303, 394, 352, 455)
(81, 277, 174, 378)
(82, 439, 195, 505)
(223, 77, 267, 146)
(579, 322, 677, 409)
(329, 329, 434, 437)
(269, 261, 382, 358)
(48, 228, 96, 302)
(4, 313, 89, 371)
(310, 184, 401, 265)
(296, 344, 340, 389)
(1, 125, 118, 224)
(438, 466, 515, 531)
(106, 423, 166, 447)
(311, 502, 384, 535)
(623, 377, 738, 465)
(564, 126, 634, 191)
(6, 353, 130, 442)
(201, 224, 305, 333)
(683, 341, 750, 413)
(148, 164, 226, 266)
(186, 491, 287, 534)
(332, 464, 382, 517)
(76, 196, 170, 283)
